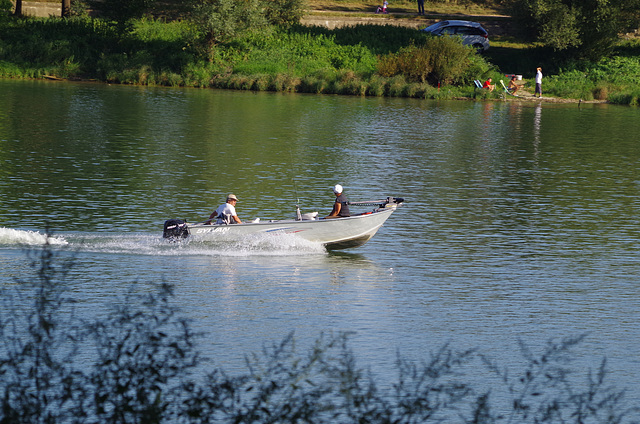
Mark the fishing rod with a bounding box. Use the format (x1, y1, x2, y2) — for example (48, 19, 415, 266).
(289, 146, 304, 221)
(291, 176, 303, 220)
(347, 197, 405, 207)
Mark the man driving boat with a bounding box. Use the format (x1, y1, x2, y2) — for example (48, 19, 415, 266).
(325, 184, 350, 218)
(205, 194, 243, 225)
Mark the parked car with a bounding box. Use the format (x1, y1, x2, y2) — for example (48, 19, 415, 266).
(421, 20, 490, 52)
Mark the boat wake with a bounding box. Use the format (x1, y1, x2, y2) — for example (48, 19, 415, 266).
(0, 228, 326, 256)
(0, 227, 68, 246)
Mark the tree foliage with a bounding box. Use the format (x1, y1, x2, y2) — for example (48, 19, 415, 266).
(190, 0, 268, 48)
(263, 0, 307, 27)
(508, 0, 640, 59)
(186, 0, 307, 55)
(0, 0, 12, 17)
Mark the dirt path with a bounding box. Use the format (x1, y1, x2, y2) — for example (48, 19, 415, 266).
(303, 9, 513, 35)
(473, 79, 605, 104)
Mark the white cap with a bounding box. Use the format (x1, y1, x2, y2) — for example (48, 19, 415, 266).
(332, 184, 343, 194)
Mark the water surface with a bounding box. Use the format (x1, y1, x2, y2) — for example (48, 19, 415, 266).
(2, 79, 640, 406)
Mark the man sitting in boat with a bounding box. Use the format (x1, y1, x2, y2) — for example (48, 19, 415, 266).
(325, 184, 350, 219)
(205, 194, 243, 225)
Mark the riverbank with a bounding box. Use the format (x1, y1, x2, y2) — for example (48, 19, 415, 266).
(1, 10, 639, 105)
(476, 79, 609, 104)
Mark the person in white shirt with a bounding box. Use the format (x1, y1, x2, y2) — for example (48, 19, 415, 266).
(534, 67, 543, 98)
(205, 194, 242, 225)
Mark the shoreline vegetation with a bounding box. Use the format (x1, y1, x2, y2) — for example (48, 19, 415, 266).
(1, 1, 640, 105)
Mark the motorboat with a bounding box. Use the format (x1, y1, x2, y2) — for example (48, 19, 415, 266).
(163, 197, 404, 250)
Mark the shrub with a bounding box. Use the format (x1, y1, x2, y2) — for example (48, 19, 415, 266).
(367, 74, 387, 96)
(608, 89, 640, 106)
(0, 245, 84, 423)
(87, 283, 199, 423)
(190, 0, 270, 48)
(592, 84, 609, 100)
(421, 83, 443, 99)
(300, 74, 325, 93)
(376, 53, 400, 78)
(382, 44, 433, 83)
(387, 74, 408, 96)
(252, 73, 270, 91)
(0, 0, 12, 17)
(262, 0, 307, 27)
(0, 60, 25, 77)
(377, 37, 479, 86)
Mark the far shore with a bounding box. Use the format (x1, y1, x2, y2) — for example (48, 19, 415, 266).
(27, 75, 607, 105)
(4, 4, 634, 105)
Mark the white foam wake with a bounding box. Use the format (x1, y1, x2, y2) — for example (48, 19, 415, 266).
(0, 227, 68, 246)
(66, 232, 326, 257)
(0, 228, 326, 256)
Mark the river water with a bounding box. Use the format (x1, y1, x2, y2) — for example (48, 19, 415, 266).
(2, 79, 640, 409)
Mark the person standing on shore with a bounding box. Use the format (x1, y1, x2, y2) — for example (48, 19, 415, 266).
(534, 67, 543, 98)
(417, 0, 424, 15)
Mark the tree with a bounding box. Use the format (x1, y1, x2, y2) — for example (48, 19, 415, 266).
(577, 0, 640, 58)
(62, 0, 70, 17)
(0, 0, 13, 16)
(189, 0, 269, 49)
(537, 1, 581, 51)
(187, 0, 307, 59)
(508, 0, 640, 59)
(263, 0, 307, 27)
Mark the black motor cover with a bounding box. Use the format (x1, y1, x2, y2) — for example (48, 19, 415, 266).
(163, 219, 189, 239)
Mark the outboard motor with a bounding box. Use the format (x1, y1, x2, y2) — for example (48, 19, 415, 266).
(379, 197, 405, 208)
(163, 219, 189, 240)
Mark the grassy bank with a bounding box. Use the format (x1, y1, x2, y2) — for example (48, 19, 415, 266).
(0, 16, 500, 100)
(1, 13, 639, 104)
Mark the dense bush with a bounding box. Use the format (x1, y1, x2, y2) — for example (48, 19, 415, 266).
(0, 241, 637, 423)
(377, 37, 493, 85)
(0, 0, 11, 17)
(189, 0, 269, 48)
(263, 0, 307, 27)
(540, 56, 640, 102)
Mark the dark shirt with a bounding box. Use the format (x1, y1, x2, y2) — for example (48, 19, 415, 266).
(335, 194, 350, 217)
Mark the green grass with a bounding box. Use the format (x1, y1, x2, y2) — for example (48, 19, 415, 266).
(308, 0, 508, 15)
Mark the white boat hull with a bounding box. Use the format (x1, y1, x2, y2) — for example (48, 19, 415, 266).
(182, 205, 398, 250)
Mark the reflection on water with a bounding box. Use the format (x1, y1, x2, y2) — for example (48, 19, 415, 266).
(2, 79, 640, 402)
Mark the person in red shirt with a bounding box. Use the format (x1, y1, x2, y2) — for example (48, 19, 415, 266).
(483, 78, 495, 92)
